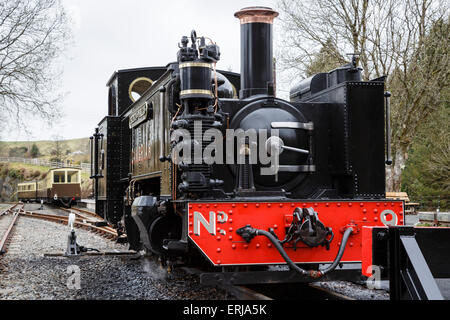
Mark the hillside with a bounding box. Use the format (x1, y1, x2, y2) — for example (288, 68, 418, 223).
(0, 137, 92, 201)
(0, 137, 90, 164)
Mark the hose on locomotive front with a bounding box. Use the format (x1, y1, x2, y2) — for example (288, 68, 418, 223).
(237, 225, 354, 278)
(318, 227, 354, 276)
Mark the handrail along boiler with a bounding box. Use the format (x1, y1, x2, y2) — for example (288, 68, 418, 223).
(91, 7, 411, 287)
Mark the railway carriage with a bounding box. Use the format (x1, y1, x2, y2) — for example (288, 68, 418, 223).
(17, 181, 38, 202)
(35, 168, 82, 207)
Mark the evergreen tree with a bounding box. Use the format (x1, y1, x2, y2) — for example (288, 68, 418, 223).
(30, 144, 40, 158)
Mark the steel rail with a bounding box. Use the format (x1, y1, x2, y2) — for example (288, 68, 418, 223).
(0, 208, 21, 255)
(20, 210, 118, 240)
(68, 207, 117, 233)
(0, 203, 19, 217)
(181, 267, 273, 300)
(60, 206, 104, 221)
(53, 205, 116, 232)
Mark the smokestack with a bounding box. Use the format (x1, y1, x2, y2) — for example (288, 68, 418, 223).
(234, 7, 279, 99)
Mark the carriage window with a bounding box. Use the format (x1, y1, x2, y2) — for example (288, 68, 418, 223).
(67, 171, 79, 183)
(54, 171, 65, 183)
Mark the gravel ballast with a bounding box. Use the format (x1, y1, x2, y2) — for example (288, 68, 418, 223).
(0, 216, 232, 300)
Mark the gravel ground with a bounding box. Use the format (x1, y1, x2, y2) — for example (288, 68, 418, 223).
(0, 215, 232, 300)
(23, 203, 69, 217)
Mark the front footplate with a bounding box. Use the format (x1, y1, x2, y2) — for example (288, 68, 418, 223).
(188, 200, 404, 266)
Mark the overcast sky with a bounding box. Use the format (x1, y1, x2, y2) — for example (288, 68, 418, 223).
(4, 0, 284, 142)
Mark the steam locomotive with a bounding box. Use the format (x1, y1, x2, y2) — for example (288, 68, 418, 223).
(91, 7, 404, 285)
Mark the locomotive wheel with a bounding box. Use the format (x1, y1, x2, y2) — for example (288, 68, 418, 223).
(147, 215, 181, 256)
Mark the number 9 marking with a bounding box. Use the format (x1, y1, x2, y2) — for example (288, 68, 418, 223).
(380, 210, 398, 226)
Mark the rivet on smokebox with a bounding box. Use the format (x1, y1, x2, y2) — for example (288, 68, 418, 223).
(232, 244, 236, 249)
(348, 203, 353, 207)
(244, 244, 249, 249)
(360, 203, 364, 207)
(229, 236, 233, 240)
(229, 219, 233, 224)
(217, 248, 221, 253)
(374, 209, 378, 213)
(256, 243, 260, 248)
(279, 204, 283, 207)
(326, 203, 330, 207)
(217, 236, 221, 241)
(232, 204, 236, 208)
(267, 243, 272, 248)
(256, 204, 260, 208)
(217, 260, 221, 264)
(228, 210, 233, 215)
(267, 203, 272, 207)
(244, 203, 248, 208)
(273, 225, 278, 229)
(337, 203, 341, 207)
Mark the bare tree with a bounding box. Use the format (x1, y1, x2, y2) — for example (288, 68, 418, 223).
(0, 0, 71, 129)
(50, 134, 66, 162)
(277, 0, 449, 191)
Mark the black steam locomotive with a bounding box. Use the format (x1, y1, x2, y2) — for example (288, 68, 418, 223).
(91, 7, 407, 286)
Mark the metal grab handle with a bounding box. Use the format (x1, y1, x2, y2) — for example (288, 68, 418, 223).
(159, 87, 166, 160)
(266, 136, 310, 155)
(385, 92, 393, 165)
(281, 145, 310, 155)
(89, 136, 94, 179)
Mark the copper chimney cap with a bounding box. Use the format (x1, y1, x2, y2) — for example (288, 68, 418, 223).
(234, 6, 279, 24)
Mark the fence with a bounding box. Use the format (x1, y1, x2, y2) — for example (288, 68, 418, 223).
(0, 157, 91, 173)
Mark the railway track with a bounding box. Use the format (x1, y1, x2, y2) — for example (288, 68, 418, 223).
(20, 210, 118, 240)
(181, 267, 354, 300)
(59, 206, 118, 234)
(0, 204, 23, 262)
(2, 203, 356, 300)
(227, 283, 354, 300)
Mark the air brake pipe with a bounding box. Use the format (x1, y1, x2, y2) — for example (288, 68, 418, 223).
(237, 226, 354, 278)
